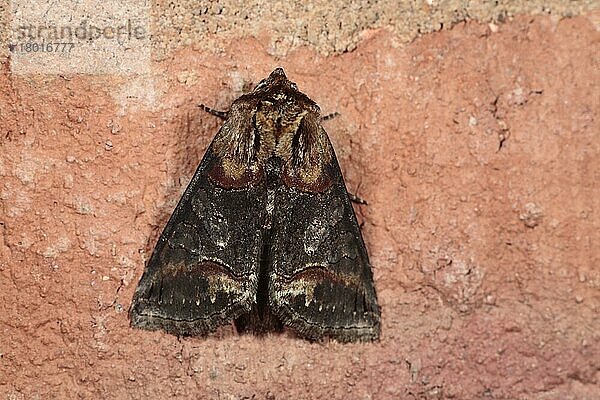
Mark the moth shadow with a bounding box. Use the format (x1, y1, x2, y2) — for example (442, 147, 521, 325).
(143, 105, 220, 258)
(144, 76, 257, 255)
(208, 324, 310, 342)
(178, 325, 306, 342)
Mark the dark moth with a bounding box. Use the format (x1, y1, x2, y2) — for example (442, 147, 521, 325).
(130, 68, 380, 342)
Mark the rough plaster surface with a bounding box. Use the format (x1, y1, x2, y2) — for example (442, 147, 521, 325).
(1, 0, 600, 59)
(1, 9, 599, 400)
(149, 0, 600, 57)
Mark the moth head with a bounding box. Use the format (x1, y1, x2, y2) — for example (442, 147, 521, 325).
(253, 68, 294, 92)
(250, 68, 320, 115)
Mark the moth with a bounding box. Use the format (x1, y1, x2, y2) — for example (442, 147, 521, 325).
(130, 68, 380, 342)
